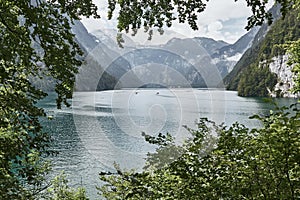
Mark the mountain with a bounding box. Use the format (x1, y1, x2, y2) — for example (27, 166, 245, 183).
(71, 23, 122, 91)
(162, 35, 257, 79)
(30, 13, 260, 92)
(75, 54, 120, 91)
(187, 37, 229, 55)
(211, 27, 259, 77)
(224, 4, 300, 97)
(224, 4, 282, 90)
(37, 16, 256, 91)
(82, 30, 257, 89)
(32, 16, 259, 91)
(76, 29, 143, 90)
(29, 20, 119, 92)
(71, 20, 99, 52)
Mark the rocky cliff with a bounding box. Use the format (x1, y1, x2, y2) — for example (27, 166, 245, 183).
(224, 4, 300, 97)
(267, 55, 299, 97)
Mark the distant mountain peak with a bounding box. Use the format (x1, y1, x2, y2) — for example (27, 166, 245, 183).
(71, 20, 258, 91)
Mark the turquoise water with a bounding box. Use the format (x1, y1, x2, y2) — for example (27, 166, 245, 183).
(40, 89, 297, 198)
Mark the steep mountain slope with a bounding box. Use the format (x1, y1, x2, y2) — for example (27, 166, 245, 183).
(71, 22, 118, 91)
(31, 20, 120, 91)
(71, 20, 99, 52)
(224, 4, 282, 90)
(190, 37, 229, 55)
(76, 29, 143, 90)
(163, 35, 257, 78)
(75, 54, 120, 91)
(224, 4, 300, 97)
(72, 23, 120, 91)
(211, 27, 259, 76)
(84, 31, 256, 89)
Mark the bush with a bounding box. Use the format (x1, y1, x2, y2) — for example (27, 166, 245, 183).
(99, 104, 300, 199)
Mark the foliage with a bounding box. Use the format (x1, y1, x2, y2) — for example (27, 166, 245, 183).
(99, 104, 300, 199)
(237, 64, 278, 97)
(0, 0, 98, 198)
(108, 0, 296, 45)
(108, 0, 295, 33)
(1, 0, 300, 199)
(287, 39, 300, 94)
(43, 172, 89, 200)
(226, 4, 300, 96)
(285, 0, 300, 95)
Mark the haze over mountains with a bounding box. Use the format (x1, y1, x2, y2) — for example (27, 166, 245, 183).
(65, 4, 299, 98)
(74, 20, 258, 91)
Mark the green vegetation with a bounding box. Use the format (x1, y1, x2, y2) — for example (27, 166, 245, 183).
(287, 39, 300, 94)
(0, 0, 98, 198)
(237, 65, 278, 97)
(100, 2, 300, 199)
(44, 172, 88, 200)
(226, 4, 300, 97)
(99, 104, 300, 199)
(1, 0, 300, 199)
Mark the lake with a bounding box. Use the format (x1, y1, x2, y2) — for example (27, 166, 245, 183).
(40, 89, 297, 198)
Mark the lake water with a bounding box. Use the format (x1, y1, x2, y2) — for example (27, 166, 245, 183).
(40, 89, 297, 199)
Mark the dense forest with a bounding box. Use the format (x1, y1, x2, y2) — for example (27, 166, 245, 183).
(225, 5, 300, 97)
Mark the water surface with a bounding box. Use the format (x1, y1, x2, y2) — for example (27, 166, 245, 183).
(40, 89, 297, 198)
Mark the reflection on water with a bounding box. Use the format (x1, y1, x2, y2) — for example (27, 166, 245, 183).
(40, 89, 297, 198)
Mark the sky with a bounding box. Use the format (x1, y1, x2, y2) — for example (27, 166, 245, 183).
(81, 0, 273, 44)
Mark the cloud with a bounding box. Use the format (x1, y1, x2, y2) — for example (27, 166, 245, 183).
(208, 21, 223, 33)
(165, 0, 253, 43)
(197, 0, 252, 23)
(81, 0, 268, 44)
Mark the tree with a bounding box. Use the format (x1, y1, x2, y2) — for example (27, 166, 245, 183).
(99, 104, 300, 199)
(0, 0, 98, 198)
(281, 0, 300, 95)
(44, 172, 89, 200)
(108, 0, 296, 40)
(237, 64, 278, 97)
(1, 0, 299, 199)
(287, 39, 300, 94)
(99, 1, 300, 199)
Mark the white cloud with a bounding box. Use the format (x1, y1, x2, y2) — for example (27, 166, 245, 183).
(199, 0, 252, 22)
(81, 0, 272, 44)
(206, 21, 223, 40)
(164, 0, 253, 43)
(208, 21, 223, 33)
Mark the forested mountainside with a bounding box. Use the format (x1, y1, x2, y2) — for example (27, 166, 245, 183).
(30, 20, 118, 91)
(224, 4, 300, 97)
(75, 55, 120, 91)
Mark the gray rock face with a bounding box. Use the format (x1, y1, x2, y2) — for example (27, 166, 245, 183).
(266, 55, 299, 97)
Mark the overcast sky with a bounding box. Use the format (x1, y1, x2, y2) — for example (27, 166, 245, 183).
(81, 0, 273, 44)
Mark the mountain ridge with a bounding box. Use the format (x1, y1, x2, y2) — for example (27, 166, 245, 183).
(81, 27, 257, 90)
(224, 4, 300, 97)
